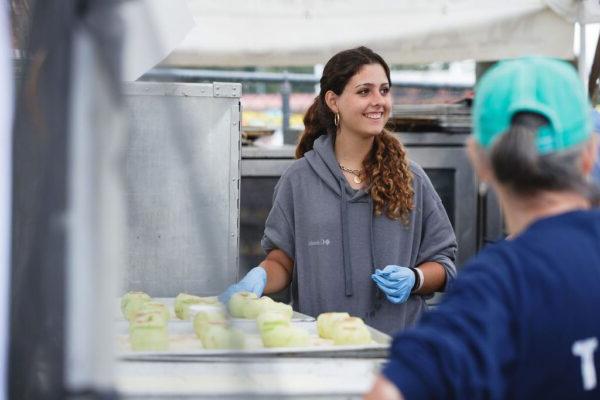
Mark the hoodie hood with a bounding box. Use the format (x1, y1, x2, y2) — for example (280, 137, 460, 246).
(305, 134, 370, 201)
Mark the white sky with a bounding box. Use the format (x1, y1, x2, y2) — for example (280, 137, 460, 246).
(575, 23, 600, 80)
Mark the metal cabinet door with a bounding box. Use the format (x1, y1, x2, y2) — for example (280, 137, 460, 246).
(123, 82, 241, 296)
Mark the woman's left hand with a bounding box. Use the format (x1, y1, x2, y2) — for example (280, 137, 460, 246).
(371, 265, 415, 304)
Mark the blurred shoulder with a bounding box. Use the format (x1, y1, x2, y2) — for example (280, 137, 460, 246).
(407, 160, 433, 191)
(278, 156, 311, 182)
(408, 160, 427, 179)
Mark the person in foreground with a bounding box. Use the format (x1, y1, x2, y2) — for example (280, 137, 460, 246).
(220, 47, 457, 335)
(365, 56, 600, 399)
(591, 109, 600, 187)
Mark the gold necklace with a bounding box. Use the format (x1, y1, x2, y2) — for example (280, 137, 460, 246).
(339, 164, 364, 184)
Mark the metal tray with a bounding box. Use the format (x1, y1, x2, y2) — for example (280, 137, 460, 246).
(117, 299, 390, 360)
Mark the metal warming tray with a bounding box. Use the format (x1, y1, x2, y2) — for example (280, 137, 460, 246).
(117, 298, 391, 360)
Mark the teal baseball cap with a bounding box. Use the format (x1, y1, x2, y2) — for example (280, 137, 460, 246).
(473, 57, 591, 154)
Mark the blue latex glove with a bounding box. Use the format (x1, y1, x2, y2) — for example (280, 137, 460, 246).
(218, 266, 267, 304)
(371, 265, 415, 304)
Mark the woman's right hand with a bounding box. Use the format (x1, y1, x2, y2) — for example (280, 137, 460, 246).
(218, 266, 267, 304)
(363, 375, 404, 400)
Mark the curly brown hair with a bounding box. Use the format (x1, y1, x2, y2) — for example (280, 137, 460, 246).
(295, 46, 414, 220)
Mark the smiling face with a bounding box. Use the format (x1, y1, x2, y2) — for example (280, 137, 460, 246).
(325, 63, 392, 139)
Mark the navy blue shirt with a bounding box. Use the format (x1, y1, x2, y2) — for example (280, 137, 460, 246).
(383, 210, 600, 399)
(593, 132, 600, 185)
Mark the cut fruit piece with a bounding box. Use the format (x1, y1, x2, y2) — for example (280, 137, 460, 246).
(331, 317, 372, 345)
(175, 293, 220, 320)
(137, 301, 170, 322)
(316, 312, 350, 339)
(193, 309, 227, 341)
(256, 311, 291, 332)
(129, 312, 168, 351)
(242, 296, 275, 319)
(228, 291, 258, 318)
(261, 325, 310, 348)
(121, 291, 152, 321)
(201, 322, 245, 349)
(269, 302, 293, 320)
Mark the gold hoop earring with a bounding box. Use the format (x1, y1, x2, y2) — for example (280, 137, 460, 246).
(334, 113, 340, 127)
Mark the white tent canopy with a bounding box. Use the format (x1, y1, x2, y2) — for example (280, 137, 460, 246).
(159, 0, 576, 67)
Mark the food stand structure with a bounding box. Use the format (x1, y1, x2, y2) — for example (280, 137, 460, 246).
(123, 81, 241, 297)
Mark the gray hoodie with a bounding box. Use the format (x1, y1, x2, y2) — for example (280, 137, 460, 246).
(261, 134, 457, 335)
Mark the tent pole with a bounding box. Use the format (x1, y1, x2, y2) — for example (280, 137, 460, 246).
(580, 22, 588, 84)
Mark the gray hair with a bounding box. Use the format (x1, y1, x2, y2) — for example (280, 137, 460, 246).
(485, 112, 600, 204)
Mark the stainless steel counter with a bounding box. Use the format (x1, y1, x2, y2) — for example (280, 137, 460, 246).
(117, 357, 385, 399)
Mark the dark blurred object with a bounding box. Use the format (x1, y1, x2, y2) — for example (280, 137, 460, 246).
(9, 1, 123, 399)
(588, 31, 600, 100)
(10, 0, 35, 91)
(391, 85, 472, 106)
(10, 0, 35, 51)
(387, 101, 472, 133)
(241, 126, 275, 145)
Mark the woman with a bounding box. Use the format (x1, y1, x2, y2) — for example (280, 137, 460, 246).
(221, 47, 457, 334)
(366, 57, 600, 398)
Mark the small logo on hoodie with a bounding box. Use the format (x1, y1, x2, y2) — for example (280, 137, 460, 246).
(308, 238, 330, 247)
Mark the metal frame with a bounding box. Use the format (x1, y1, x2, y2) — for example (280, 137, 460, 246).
(405, 146, 475, 265)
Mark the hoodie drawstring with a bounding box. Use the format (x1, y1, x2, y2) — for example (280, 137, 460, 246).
(339, 179, 383, 315)
(308, 135, 382, 315)
(368, 196, 384, 318)
(339, 177, 354, 297)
